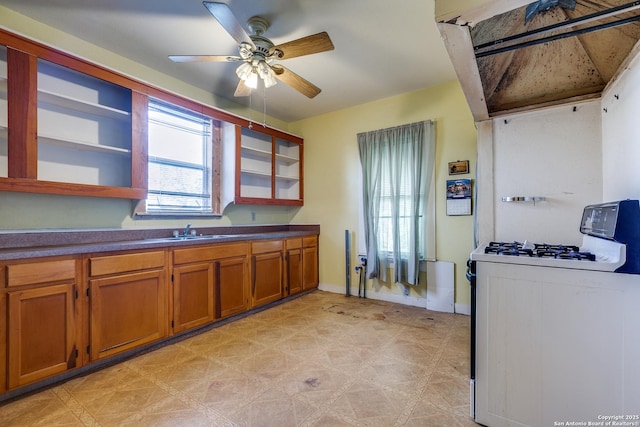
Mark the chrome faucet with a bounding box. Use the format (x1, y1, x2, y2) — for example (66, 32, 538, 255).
(183, 224, 191, 237)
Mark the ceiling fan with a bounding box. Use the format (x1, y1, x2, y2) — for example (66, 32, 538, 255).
(169, 1, 335, 98)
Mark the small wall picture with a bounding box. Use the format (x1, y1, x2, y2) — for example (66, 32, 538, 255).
(448, 160, 469, 175)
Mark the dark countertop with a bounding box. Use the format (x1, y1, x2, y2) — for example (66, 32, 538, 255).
(0, 224, 320, 261)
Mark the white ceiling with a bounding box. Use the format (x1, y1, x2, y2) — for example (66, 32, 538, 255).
(0, 0, 457, 122)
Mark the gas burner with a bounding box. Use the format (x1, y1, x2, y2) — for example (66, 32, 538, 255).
(534, 243, 580, 252)
(484, 241, 596, 261)
(556, 251, 596, 261)
(485, 242, 534, 256)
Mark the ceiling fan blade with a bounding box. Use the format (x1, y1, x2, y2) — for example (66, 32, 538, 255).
(203, 2, 255, 48)
(168, 55, 241, 63)
(273, 32, 334, 60)
(271, 65, 321, 98)
(234, 80, 252, 97)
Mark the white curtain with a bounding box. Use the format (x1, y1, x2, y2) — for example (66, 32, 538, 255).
(357, 120, 435, 285)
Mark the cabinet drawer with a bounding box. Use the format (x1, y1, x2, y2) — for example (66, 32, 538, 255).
(173, 243, 249, 265)
(252, 240, 283, 254)
(6, 259, 76, 287)
(285, 238, 302, 250)
(303, 235, 318, 247)
(90, 251, 165, 276)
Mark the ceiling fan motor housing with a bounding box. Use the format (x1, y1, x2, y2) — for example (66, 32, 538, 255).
(250, 35, 275, 60)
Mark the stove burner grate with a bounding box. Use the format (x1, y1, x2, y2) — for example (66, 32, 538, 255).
(485, 241, 596, 261)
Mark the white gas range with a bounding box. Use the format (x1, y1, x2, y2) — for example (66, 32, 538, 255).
(468, 200, 640, 427)
(470, 234, 627, 271)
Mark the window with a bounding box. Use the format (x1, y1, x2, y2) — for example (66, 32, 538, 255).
(377, 176, 426, 256)
(357, 121, 436, 285)
(141, 99, 219, 215)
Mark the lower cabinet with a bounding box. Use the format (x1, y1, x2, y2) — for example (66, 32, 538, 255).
(217, 255, 250, 318)
(251, 240, 284, 307)
(285, 239, 303, 296)
(285, 236, 319, 293)
(172, 263, 214, 333)
(172, 243, 250, 324)
(88, 251, 168, 360)
(302, 236, 319, 290)
(3, 258, 80, 390)
(0, 233, 317, 396)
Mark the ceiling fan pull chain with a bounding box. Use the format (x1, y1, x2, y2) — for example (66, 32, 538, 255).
(248, 90, 253, 129)
(263, 84, 267, 127)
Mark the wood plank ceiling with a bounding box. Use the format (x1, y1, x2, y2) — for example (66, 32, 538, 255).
(455, 1, 640, 116)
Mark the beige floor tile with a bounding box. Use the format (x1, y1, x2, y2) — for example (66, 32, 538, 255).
(0, 291, 475, 426)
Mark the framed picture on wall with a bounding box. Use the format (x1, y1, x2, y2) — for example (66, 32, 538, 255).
(448, 160, 469, 175)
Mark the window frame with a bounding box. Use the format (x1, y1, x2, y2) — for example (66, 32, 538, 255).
(134, 98, 222, 218)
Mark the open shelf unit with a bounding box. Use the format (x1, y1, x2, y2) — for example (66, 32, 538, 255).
(274, 138, 300, 200)
(36, 59, 133, 187)
(235, 126, 303, 205)
(0, 45, 7, 178)
(0, 29, 304, 204)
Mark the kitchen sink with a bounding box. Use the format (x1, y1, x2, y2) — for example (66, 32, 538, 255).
(145, 234, 231, 242)
(166, 234, 228, 241)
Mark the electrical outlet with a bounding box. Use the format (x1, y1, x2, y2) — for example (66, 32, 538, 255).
(251, 212, 256, 221)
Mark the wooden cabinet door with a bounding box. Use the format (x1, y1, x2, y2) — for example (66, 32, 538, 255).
(252, 252, 283, 307)
(173, 263, 214, 333)
(216, 256, 249, 318)
(302, 245, 319, 290)
(7, 283, 77, 388)
(89, 270, 167, 360)
(286, 248, 303, 296)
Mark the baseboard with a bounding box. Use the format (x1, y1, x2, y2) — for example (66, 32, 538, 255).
(318, 282, 471, 315)
(318, 282, 425, 308)
(455, 303, 471, 315)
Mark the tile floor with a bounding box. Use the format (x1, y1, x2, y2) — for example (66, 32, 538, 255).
(0, 290, 476, 426)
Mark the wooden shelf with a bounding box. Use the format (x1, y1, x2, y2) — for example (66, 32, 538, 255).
(240, 168, 271, 178)
(38, 90, 131, 121)
(275, 174, 299, 182)
(38, 134, 132, 157)
(275, 153, 299, 164)
(241, 145, 272, 159)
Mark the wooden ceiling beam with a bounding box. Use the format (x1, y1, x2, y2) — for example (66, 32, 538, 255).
(438, 22, 490, 121)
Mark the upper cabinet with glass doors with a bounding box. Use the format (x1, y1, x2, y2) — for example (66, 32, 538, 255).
(236, 125, 303, 206)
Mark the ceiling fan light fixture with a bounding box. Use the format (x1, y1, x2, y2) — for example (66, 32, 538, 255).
(245, 71, 259, 89)
(257, 61, 278, 88)
(235, 62, 253, 81)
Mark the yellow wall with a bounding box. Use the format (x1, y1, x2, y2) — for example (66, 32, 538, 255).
(289, 81, 477, 306)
